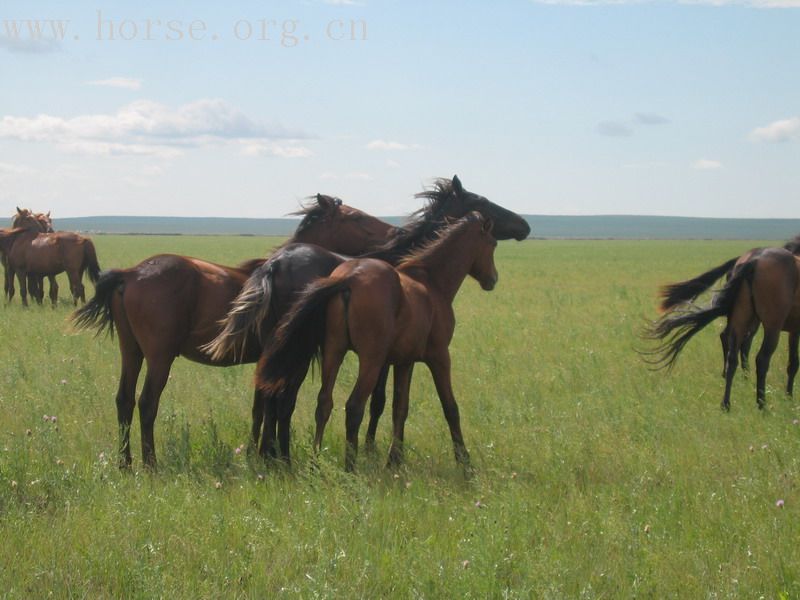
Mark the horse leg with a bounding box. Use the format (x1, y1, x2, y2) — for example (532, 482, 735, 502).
(386, 362, 414, 467)
(755, 329, 780, 409)
(787, 332, 800, 396)
(740, 328, 755, 372)
(250, 387, 267, 452)
(67, 271, 84, 306)
(5, 266, 14, 303)
(48, 275, 58, 307)
(344, 362, 385, 472)
(427, 353, 471, 467)
(720, 327, 729, 378)
(28, 275, 42, 305)
(16, 269, 29, 307)
(276, 380, 303, 464)
(258, 392, 279, 460)
(365, 363, 391, 452)
(138, 355, 174, 469)
(722, 330, 740, 411)
(116, 338, 144, 469)
(313, 337, 348, 455)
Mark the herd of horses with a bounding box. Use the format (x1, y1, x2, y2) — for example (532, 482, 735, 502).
(7, 176, 799, 472)
(0, 208, 100, 306)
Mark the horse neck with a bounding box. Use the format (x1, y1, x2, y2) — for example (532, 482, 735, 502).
(0, 228, 33, 252)
(401, 227, 478, 302)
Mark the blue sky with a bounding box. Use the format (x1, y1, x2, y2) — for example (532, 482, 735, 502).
(0, 0, 798, 218)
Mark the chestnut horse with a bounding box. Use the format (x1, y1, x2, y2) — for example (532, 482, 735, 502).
(205, 176, 530, 461)
(1, 210, 100, 306)
(72, 195, 399, 469)
(3, 208, 55, 303)
(258, 212, 498, 471)
(647, 247, 800, 410)
(658, 235, 800, 393)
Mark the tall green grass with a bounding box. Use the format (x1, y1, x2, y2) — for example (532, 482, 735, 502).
(0, 237, 798, 597)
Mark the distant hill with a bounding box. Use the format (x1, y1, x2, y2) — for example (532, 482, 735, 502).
(53, 215, 800, 240)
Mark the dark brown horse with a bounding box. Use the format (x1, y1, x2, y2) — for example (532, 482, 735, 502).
(0, 210, 100, 306)
(205, 176, 530, 461)
(258, 212, 498, 471)
(658, 235, 800, 393)
(72, 195, 400, 468)
(647, 247, 800, 410)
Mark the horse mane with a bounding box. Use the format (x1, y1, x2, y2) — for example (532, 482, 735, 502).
(360, 179, 457, 262)
(784, 234, 800, 255)
(236, 257, 267, 273)
(396, 213, 478, 268)
(290, 195, 342, 235)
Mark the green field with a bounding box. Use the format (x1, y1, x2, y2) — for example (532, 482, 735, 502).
(1, 236, 799, 598)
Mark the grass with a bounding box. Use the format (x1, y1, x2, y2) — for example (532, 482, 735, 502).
(1, 236, 799, 597)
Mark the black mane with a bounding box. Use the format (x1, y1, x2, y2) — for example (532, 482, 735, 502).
(361, 179, 457, 263)
(784, 234, 800, 255)
(291, 195, 342, 235)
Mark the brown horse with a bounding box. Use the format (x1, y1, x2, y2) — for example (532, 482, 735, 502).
(258, 212, 498, 471)
(658, 235, 800, 392)
(71, 195, 399, 469)
(205, 176, 531, 462)
(3, 208, 55, 303)
(1, 210, 100, 306)
(647, 247, 800, 410)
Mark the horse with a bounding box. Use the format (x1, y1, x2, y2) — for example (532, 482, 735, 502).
(204, 175, 531, 462)
(257, 212, 498, 471)
(3, 208, 55, 304)
(71, 195, 401, 469)
(0, 210, 100, 307)
(657, 235, 800, 393)
(646, 247, 800, 410)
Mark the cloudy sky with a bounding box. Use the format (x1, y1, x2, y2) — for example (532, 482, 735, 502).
(0, 0, 798, 218)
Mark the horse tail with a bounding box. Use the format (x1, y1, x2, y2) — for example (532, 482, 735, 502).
(658, 257, 739, 312)
(82, 239, 101, 283)
(202, 260, 277, 362)
(71, 270, 124, 337)
(644, 260, 756, 370)
(257, 277, 352, 396)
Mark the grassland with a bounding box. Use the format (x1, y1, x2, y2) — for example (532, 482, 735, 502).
(1, 236, 799, 598)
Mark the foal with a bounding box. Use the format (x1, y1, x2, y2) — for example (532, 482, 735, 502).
(258, 212, 498, 471)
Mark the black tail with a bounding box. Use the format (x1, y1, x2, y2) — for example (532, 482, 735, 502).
(257, 277, 352, 396)
(644, 260, 756, 370)
(83, 239, 101, 284)
(202, 260, 276, 361)
(71, 270, 124, 337)
(659, 257, 739, 312)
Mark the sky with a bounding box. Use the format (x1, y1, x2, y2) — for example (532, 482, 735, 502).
(0, 0, 798, 219)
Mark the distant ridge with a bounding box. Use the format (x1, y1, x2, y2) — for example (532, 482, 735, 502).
(53, 215, 800, 240)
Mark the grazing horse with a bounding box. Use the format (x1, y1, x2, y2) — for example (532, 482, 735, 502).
(647, 247, 800, 410)
(3, 208, 55, 303)
(71, 195, 400, 469)
(205, 175, 531, 461)
(658, 235, 800, 393)
(257, 212, 498, 471)
(0, 211, 100, 307)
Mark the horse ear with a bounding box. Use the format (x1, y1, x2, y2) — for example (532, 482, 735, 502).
(452, 175, 463, 195)
(16, 207, 22, 215)
(46, 211, 51, 218)
(317, 194, 333, 209)
(482, 217, 494, 234)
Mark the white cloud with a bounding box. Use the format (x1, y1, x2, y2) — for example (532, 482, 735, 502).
(241, 141, 313, 158)
(86, 77, 143, 91)
(320, 171, 372, 181)
(0, 35, 61, 54)
(0, 99, 311, 158)
(749, 116, 800, 142)
(596, 121, 633, 137)
(365, 139, 420, 151)
(692, 158, 723, 170)
(531, 0, 800, 5)
(0, 162, 35, 176)
(635, 112, 670, 125)
(385, 159, 400, 168)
